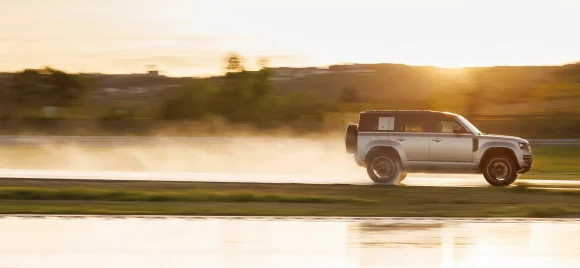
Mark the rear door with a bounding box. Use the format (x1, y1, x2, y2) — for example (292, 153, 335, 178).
(389, 114, 430, 161)
(357, 113, 391, 149)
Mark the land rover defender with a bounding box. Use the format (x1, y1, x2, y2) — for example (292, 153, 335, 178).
(345, 110, 533, 186)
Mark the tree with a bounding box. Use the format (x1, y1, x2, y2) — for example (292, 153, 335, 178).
(9, 67, 87, 109)
(339, 87, 359, 103)
(465, 69, 489, 119)
(161, 81, 216, 120)
(225, 52, 245, 73)
(214, 54, 274, 122)
(251, 58, 273, 97)
(45, 68, 85, 107)
(10, 69, 45, 108)
(214, 54, 248, 121)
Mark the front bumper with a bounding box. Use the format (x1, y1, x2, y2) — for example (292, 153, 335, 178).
(518, 154, 533, 173)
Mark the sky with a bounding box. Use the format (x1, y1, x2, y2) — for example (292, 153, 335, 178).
(1, 0, 579, 77)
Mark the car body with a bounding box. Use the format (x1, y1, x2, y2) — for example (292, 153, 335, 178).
(345, 110, 533, 186)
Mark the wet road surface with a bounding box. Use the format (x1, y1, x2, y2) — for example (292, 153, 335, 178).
(1, 216, 579, 268)
(0, 169, 579, 188)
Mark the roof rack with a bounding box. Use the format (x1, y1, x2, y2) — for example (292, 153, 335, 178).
(362, 110, 436, 113)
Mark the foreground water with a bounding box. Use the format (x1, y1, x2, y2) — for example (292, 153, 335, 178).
(1, 216, 579, 268)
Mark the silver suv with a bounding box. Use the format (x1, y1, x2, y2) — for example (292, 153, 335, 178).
(345, 110, 533, 186)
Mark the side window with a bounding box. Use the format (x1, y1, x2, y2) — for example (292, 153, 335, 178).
(394, 115, 426, 132)
(378, 117, 394, 131)
(438, 120, 457, 133)
(358, 114, 395, 132)
(429, 115, 465, 133)
(358, 114, 377, 132)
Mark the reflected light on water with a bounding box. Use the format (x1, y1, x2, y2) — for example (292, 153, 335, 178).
(0, 217, 579, 268)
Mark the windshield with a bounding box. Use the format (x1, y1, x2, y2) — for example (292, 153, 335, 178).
(455, 115, 483, 135)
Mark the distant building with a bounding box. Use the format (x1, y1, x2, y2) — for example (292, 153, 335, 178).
(146, 64, 160, 76)
(268, 66, 338, 81)
(148, 70, 160, 76)
(268, 67, 297, 81)
(329, 64, 376, 75)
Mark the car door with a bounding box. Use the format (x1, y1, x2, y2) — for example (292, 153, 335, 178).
(389, 114, 429, 161)
(427, 114, 474, 162)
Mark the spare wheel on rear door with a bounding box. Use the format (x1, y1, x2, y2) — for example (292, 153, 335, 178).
(345, 124, 358, 154)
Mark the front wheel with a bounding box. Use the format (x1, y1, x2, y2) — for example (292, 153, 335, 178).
(366, 154, 404, 185)
(482, 156, 519, 186)
(399, 173, 408, 183)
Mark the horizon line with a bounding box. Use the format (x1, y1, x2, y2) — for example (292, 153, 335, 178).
(1, 60, 579, 78)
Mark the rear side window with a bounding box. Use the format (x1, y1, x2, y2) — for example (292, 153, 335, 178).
(358, 113, 394, 132)
(358, 114, 377, 131)
(378, 117, 394, 130)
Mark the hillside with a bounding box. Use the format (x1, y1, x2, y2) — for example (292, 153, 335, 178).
(271, 63, 580, 115)
(2, 62, 579, 118)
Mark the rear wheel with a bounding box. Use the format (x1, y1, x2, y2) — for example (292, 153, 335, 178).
(482, 155, 518, 186)
(366, 154, 404, 185)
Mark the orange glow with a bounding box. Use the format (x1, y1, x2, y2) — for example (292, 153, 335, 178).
(1, 0, 579, 76)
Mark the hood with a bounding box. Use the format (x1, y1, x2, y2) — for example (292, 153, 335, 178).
(480, 133, 528, 143)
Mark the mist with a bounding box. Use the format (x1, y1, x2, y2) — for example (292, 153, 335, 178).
(0, 136, 369, 184)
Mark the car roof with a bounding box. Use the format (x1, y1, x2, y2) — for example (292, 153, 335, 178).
(361, 110, 449, 115)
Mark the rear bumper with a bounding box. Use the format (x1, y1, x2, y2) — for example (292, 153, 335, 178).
(355, 156, 365, 167)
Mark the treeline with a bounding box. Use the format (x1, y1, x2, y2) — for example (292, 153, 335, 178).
(277, 64, 580, 117)
(1, 53, 580, 136)
(0, 54, 343, 132)
(160, 53, 337, 130)
(0, 68, 93, 119)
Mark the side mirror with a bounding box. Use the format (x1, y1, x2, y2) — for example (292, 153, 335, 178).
(452, 125, 462, 134)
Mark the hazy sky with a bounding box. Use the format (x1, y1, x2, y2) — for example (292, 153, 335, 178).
(1, 0, 579, 76)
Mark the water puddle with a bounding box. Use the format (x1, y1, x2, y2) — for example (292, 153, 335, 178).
(0, 216, 579, 267)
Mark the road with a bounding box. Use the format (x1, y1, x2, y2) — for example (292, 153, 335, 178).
(1, 169, 579, 189)
(0, 135, 578, 189)
(0, 135, 578, 146)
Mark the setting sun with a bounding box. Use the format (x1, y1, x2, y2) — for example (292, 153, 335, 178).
(1, 0, 579, 76)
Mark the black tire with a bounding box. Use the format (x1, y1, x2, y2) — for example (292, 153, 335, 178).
(482, 155, 519, 186)
(345, 124, 358, 154)
(366, 153, 403, 185)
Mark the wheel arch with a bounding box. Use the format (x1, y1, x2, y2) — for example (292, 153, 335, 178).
(364, 145, 403, 164)
(478, 146, 519, 170)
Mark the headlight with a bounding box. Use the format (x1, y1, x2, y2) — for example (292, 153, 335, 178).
(519, 142, 530, 151)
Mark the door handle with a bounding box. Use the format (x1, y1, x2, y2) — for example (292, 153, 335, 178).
(432, 138, 442, 142)
(396, 138, 406, 141)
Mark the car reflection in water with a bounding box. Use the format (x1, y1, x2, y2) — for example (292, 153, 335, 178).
(0, 217, 579, 268)
(349, 219, 578, 267)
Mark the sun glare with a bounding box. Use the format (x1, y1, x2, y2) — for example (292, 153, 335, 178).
(0, 0, 579, 76)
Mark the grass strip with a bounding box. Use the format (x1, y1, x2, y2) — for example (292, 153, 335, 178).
(0, 187, 375, 204)
(1, 200, 579, 218)
(0, 179, 580, 217)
